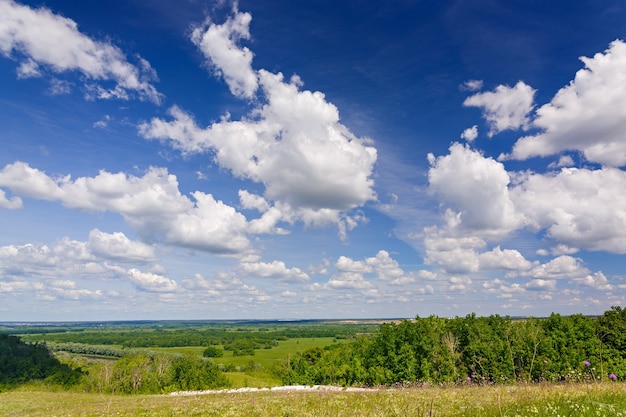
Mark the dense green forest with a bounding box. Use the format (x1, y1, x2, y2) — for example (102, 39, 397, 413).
(277, 307, 626, 386)
(0, 334, 81, 389)
(2, 308, 625, 394)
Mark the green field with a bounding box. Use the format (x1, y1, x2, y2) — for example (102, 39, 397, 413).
(150, 337, 338, 368)
(2, 382, 625, 416)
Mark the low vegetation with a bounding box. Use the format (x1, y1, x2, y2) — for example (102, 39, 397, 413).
(1, 383, 625, 416)
(2, 308, 626, 415)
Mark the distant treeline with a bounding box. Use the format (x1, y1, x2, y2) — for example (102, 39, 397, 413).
(276, 307, 626, 386)
(18, 325, 368, 349)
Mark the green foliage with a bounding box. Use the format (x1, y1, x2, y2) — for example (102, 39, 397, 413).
(277, 307, 626, 387)
(0, 334, 82, 390)
(224, 339, 257, 356)
(203, 345, 224, 358)
(82, 353, 230, 394)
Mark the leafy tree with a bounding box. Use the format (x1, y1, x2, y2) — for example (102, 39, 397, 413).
(203, 346, 224, 358)
(0, 334, 82, 390)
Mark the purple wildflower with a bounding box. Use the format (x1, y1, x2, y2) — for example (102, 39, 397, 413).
(466, 376, 471, 381)
(583, 361, 591, 367)
(609, 373, 617, 380)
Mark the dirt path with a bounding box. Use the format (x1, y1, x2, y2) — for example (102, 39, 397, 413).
(169, 385, 378, 396)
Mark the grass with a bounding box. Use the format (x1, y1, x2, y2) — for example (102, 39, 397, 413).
(2, 382, 625, 416)
(150, 337, 338, 369)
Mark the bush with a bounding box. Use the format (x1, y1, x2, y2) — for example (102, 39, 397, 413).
(203, 346, 224, 358)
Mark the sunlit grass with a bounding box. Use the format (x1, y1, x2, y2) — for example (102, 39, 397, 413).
(150, 337, 338, 369)
(2, 382, 625, 416)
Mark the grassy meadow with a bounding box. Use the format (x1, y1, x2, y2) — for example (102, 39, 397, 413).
(2, 382, 625, 416)
(4, 314, 626, 415)
(150, 337, 338, 369)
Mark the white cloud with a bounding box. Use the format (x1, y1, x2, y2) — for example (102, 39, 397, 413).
(48, 78, 72, 95)
(524, 255, 589, 280)
(464, 81, 535, 136)
(240, 260, 309, 282)
(460, 125, 478, 142)
(190, 8, 258, 98)
(508, 40, 626, 166)
(423, 225, 486, 274)
(478, 246, 533, 271)
(335, 250, 407, 282)
(461, 79, 483, 91)
(574, 272, 612, 291)
(0, 238, 116, 280)
(548, 155, 575, 169)
(163, 191, 249, 253)
(138, 9, 377, 232)
(0, 189, 22, 209)
(525, 279, 557, 291)
(427, 143, 522, 235)
(127, 268, 178, 293)
(335, 256, 373, 274)
(93, 115, 112, 129)
(448, 276, 472, 291)
(0, 280, 35, 292)
(427, 138, 626, 257)
(239, 190, 270, 212)
(326, 272, 374, 290)
(365, 250, 404, 281)
(510, 167, 626, 253)
(308, 250, 416, 291)
(0, 0, 161, 103)
(16, 57, 40, 78)
(0, 162, 251, 254)
(87, 229, 155, 263)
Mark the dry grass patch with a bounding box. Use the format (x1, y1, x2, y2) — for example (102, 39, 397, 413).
(1, 382, 625, 416)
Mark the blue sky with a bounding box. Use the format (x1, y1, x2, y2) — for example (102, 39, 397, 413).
(1, 0, 626, 321)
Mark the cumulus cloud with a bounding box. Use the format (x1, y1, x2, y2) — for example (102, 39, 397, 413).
(0, 238, 117, 280)
(50, 280, 104, 300)
(464, 81, 535, 136)
(460, 125, 478, 142)
(0, 230, 157, 288)
(524, 255, 589, 280)
(575, 272, 612, 291)
(427, 128, 626, 257)
(127, 268, 178, 293)
(510, 167, 626, 253)
(477, 246, 534, 271)
(548, 155, 575, 169)
(87, 229, 155, 262)
(507, 40, 626, 166)
(0, 189, 22, 209)
(448, 276, 472, 291)
(0, 162, 250, 254)
(182, 273, 271, 303)
(240, 260, 309, 282)
(525, 279, 557, 291)
(139, 9, 377, 231)
(190, 8, 258, 98)
(309, 250, 419, 292)
(427, 143, 522, 235)
(326, 272, 374, 290)
(239, 190, 270, 212)
(0, 0, 161, 103)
